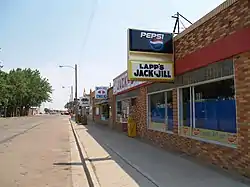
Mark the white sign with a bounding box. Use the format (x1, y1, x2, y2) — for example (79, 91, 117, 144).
(95, 86, 108, 99)
(79, 96, 90, 107)
(129, 61, 174, 81)
(113, 71, 145, 95)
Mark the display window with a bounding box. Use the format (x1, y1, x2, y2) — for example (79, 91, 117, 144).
(116, 99, 130, 123)
(148, 90, 173, 132)
(178, 77, 237, 147)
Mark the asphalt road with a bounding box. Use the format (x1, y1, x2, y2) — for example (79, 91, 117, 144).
(0, 115, 72, 187)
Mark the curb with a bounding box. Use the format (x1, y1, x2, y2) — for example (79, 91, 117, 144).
(69, 120, 100, 187)
(69, 123, 89, 187)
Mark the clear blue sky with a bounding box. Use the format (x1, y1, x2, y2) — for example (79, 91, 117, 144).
(0, 0, 224, 110)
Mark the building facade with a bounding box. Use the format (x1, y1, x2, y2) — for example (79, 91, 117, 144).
(112, 0, 250, 177)
(90, 88, 113, 126)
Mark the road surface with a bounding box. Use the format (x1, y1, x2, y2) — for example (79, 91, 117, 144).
(0, 115, 72, 187)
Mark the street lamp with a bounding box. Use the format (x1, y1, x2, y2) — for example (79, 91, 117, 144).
(58, 64, 77, 100)
(59, 64, 78, 118)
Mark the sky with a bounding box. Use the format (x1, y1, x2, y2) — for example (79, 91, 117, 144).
(0, 0, 225, 110)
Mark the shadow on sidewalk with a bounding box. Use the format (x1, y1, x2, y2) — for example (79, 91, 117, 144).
(76, 121, 250, 187)
(76, 122, 159, 187)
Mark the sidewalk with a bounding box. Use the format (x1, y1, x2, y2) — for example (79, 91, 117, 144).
(72, 121, 250, 187)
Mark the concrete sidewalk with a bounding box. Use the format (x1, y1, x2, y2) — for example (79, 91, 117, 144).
(72, 122, 250, 187)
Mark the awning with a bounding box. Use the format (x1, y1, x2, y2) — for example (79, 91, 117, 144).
(95, 99, 109, 105)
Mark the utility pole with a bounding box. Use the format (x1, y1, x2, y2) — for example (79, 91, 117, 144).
(75, 64, 77, 100)
(172, 12, 192, 34)
(70, 86, 73, 102)
(58, 64, 78, 116)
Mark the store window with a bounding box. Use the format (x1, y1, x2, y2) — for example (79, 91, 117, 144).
(148, 90, 173, 132)
(116, 101, 122, 121)
(101, 104, 109, 120)
(166, 91, 173, 131)
(116, 99, 130, 123)
(178, 78, 237, 147)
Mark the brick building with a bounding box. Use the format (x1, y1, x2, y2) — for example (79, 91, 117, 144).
(90, 88, 113, 127)
(112, 0, 250, 177)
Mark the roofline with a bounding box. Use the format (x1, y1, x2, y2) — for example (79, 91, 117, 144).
(113, 70, 127, 81)
(174, 0, 238, 41)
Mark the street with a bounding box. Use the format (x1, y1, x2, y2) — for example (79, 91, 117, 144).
(0, 115, 72, 187)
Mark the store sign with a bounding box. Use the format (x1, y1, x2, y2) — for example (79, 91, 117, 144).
(127, 28, 174, 81)
(113, 71, 145, 95)
(79, 96, 90, 107)
(128, 29, 173, 54)
(128, 61, 174, 81)
(95, 86, 108, 99)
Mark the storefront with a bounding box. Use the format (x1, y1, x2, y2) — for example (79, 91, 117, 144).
(147, 83, 175, 133)
(145, 59, 236, 144)
(112, 71, 148, 132)
(120, 0, 250, 178)
(96, 99, 109, 120)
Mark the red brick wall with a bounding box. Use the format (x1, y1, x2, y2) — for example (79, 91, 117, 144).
(175, 0, 250, 61)
(175, 0, 250, 75)
(112, 94, 124, 132)
(133, 87, 147, 138)
(234, 51, 250, 176)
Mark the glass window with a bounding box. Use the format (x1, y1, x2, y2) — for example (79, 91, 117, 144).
(166, 91, 173, 131)
(194, 79, 236, 133)
(116, 100, 129, 123)
(101, 104, 109, 120)
(180, 87, 191, 127)
(148, 90, 173, 132)
(117, 101, 121, 114)
(116, 101, 122, 122)
(178, 78, 237, 147)
(121, 100, 129, 123)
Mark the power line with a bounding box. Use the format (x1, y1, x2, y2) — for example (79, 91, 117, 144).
(78, 0, 98, 63)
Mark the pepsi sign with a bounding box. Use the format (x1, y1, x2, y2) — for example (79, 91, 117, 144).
(128, 29, 173, 54)
(95, 86, 108, 99)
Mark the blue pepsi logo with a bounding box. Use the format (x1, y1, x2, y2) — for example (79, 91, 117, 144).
(149, 38, 164, 51)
